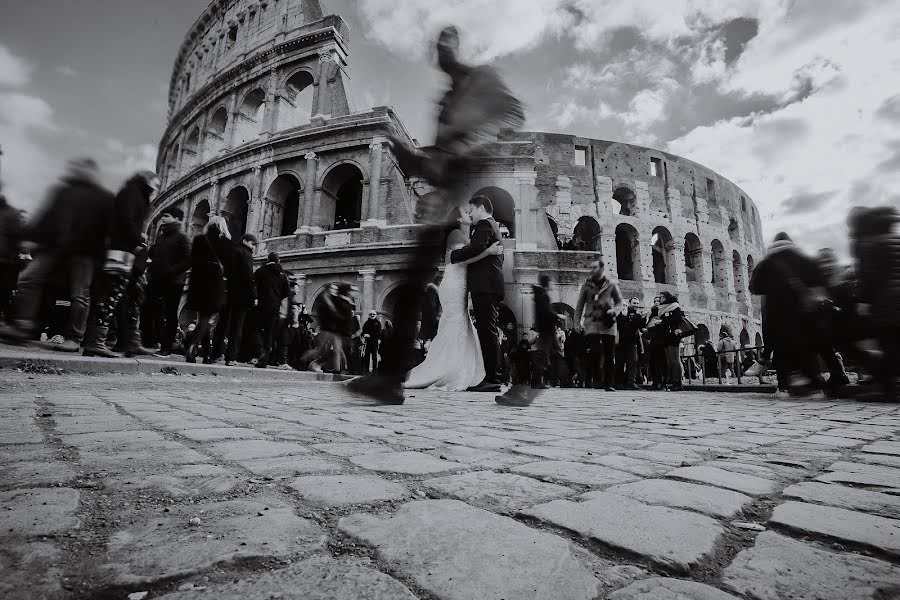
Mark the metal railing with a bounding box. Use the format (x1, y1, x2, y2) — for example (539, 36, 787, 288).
(680, 344, 768, 386)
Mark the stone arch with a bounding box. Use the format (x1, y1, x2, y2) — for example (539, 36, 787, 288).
(615, 223, 641, 281)
(379, 281, 420, 323)
(755, 332, 763, 348)
(551, 302, 574, 330)
(651, 226, 677, 285)
(321, 162, 364, 230)
(746, 254, 755, 282)
(710, 239, 727, 288)
(732, 250, 746, 300)
(740, 327, 751, 348)
(190, 199, 210, 237)
(277, 69, 315, 131)
(684, 232, 703, 283)
(205, 106, 228, 156)
(547, 215, 560, 248)
(222, 186, 250, 237)
(310, 281, 356, 325)
(182, 126, 201, 171)
(499, 303, 518, 341)
(263, 173, 303, 238)
(234, 88, 266, 145)
(728, 216, 741, 243)
(612, 186, 636, 216)
(472, 186, 516, 238)
(572, 216, 601, 251)
(165, 143, 180, 183)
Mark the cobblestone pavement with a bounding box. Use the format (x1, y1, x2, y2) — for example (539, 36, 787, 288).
(2, 372, 900, 600)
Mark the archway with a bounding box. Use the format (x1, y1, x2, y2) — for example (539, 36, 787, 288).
(264, 174, 302, 237)
(740, 328, 751, 348)
(732, 250, 745, 300)
(276, 70, 314, 131)
(746, 255, 755, 282)
(615, 223, 641, 281)
(550, 302, 574, 330)
(572, 216, 601, 251)
(234, 88, 266, 145)
(222, 186, 249, 237)
(499, 303, 518, 343)
(684, 232, 703, 283)
(547, 215, 560, 248)
(380, 282, 420, 325)
(182, 127, 200, 171)
(472, 187, 516, 238)
(205, 107, 228, 156)
(710, 239, 727, 288)
(322, 163, 364, 230)
(612, 187, 635, 216)
(755, 332, 763, 348)
(165, 143, 180, 183)
(190, 199, 210, 237)
(728, 217, 741, 243)
(651, 226, 676, 284)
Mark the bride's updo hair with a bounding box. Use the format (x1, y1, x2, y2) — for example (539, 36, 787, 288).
(442, 206, 465, 250)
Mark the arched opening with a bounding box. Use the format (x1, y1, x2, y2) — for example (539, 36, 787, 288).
(615, 223, 641, 281)
(264, 174, 302, 238)
(728, 217, 741, 243)
(235, 88, 266, 145)
(380, 282, 420, 325)
(732, 250, 745, 299)
(754, 332, 763, 348)
(276, 70, 315, 131)
(684, 232, 703, 283)
(321, 163, 364, 230)
(710, 239, 727, 288)
(182, 127, 200, 171)
(205, 107, 228, 156)
(612, 187, 635, 216)
(222, 186, 250, 237)
(746, 255, 755, 282)
(473, 186, 516, 238)
(550, 302, 574, 330)
(740, 328, 751, 348)
(572, 216, 601, 251)
(651, 226, 676, 284)
(165, 143, 180, 183)
(499, 303, 518, 343)
(190, 199, 210, 237)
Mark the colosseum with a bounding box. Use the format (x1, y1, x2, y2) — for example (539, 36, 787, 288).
(150, 0, 766, 354)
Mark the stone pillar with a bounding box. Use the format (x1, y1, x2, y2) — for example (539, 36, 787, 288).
(174, 130, 187, 177)
(211, 179, 221, 214)
(634, 180, 650, 218)
(224, 92, 239, 149)
(515, 170, 538, 250)
(521, 286, 535, 330)
(600, 232, 616, 270)
(299, 152, 318, 233)
(295, 274, 308, 306)
(197, 111, 209, 165)
(672, 240, 689, 291)
(246, 165, 264, 237)
(183, 197, 195, 232)
(263, 68, 280, 137)
(638, 226, 654, 283)
(364, 140, 384, 227)
(359, 269, 377, 314)
(313, 50, 331, 119)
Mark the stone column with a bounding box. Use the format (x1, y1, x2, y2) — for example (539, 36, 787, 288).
(600, 232, 617, 270)
(313, 50, 331, 119)
(299, 152, 318, 233)
(196, 111, 209, 165)
(520, 286, 535, 330)
(359, 269, 377, 314)
(672, 240, 689, 291)
(634, 180, 650, 218)
(246, 165, 264, 237)
(364, 141, 384, 227)
(224, 92, 239, 149)
(211, 179, 221, 214)
(263, 68, 280, 137)
(515, 170, 538, 250)
(295, 274, 308, 306)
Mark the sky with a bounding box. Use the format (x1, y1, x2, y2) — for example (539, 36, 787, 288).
(2, 0, 899, 256)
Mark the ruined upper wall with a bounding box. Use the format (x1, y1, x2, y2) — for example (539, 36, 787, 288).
(168, 0, 344, 118)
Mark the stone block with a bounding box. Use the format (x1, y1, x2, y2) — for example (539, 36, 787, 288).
(288, 475, 409, 506)
(862, 441, 900, 456)
(782, 482, 900, 519)
(207, 439, 309, 460)
(770, 501, 900, 557)
(609, 577, 739, 599)
(423, 471, 575, 513)
(350, 451, 463, 475)
(0, 488, 80, 536)
(665, 466, 779, 496)
(601, 479, 752, 518)
(512, 461, 638, 486)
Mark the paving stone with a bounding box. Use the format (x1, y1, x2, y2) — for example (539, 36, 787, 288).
(238, 455, 341, 477)
(862, 441, 900, 456)
(723, 531, 900, 600)
(350, 451, 464, 475)
(513, 445, 592, 461)
(770, 501, 900, 557)
(815, 466, 900, 491)
(587, 455, 672, 477)
(177, 427, 264, 441)
(619, 449, 702, 466)
(609, 577, 739, 600)
(289, 475, 408, 505)
(102, 495, 325, 584)
(783, 482, 900, 519)
(523, 492, 723, 573)
(802, 434, 864, 448)
(666, 466, 780, 496)
(0, 460, 76, 488)
(702, 460, 778, 479)
(512, 461, 638, 486)
(601, 479, 753, 519)
(312, 442, 388, 456)
(423, 471, 575, 513)
(858, 453, 900, 468)
(339, 499, 603, 600)
(207, 439, 309, 460)
(425, 445, 532, 469)
(0, 488, 80, 536)
(112, 472, 242, 497)
(156, 555, 418, 599)
(0, 541, 64, 600)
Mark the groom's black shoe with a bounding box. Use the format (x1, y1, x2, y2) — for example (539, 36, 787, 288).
(495, 385, 534, 407)
(467, 380, 502, 393)
(347, 375, 405, 405)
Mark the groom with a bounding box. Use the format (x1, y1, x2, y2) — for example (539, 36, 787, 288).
(450, 195, 504, 393)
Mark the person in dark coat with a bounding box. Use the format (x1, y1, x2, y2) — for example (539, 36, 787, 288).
(850, 206, 900, 400)
(657, 291, 685, 391)
(0, 189, 23, 321)
(616, 297, 647, 390)
(253, 251, 290, 368)
(749, 232, 828, 397)
(564, 327, 586, 387)
(146, 207, 190, 355)
(184, 216, 232, 363)
(84, 171, 159, 357)
(216, 234, 257, 366)
(0, 158, 114, 351)
(361, 310, 382, 374)
(574, 260, 622, 391)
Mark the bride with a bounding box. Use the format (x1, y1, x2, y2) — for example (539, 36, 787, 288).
(404, 206, 503, 391)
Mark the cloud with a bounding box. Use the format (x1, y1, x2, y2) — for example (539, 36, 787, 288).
(55, 65, 77, 77)
(876, 95, 900, 122)
(781, 190, 837, 215)
(0, 44, 31, 87)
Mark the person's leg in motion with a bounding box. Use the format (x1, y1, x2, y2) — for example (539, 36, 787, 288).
(0, 252, 59, 340)
(601, 335, 616, 390)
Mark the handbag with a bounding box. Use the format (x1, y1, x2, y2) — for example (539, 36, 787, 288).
(675, 315, 698, 339)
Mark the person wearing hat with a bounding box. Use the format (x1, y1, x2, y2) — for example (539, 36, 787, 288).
(253, 251, 290, 368)
(146, 206, 191, 356)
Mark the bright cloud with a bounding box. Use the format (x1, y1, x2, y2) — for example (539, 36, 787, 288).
(0, 44, 31, 87)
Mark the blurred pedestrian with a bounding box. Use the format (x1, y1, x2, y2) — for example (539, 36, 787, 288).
(0, 158, 113, 350)
(0, 186, 23, 322)
(220, 234, 257, 366)
(657, 291, 685, 391)
(253, 251, 290, 368)
(146, 207, 190, 356)
(183, 216, 231, 363)
(717, 326, 736, 378)
(616, 297, 646, 390)
(574, 260, 622, 391)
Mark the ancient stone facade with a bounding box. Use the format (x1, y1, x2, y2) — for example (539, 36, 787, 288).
(152, 0, 765, 351)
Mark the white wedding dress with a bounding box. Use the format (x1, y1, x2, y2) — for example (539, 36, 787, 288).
(404, 244, 485, 391)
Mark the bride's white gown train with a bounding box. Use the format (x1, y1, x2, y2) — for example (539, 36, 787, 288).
(404, 245, 485, 391)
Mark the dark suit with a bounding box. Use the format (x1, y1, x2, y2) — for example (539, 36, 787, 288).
(450, 217, 504, 383)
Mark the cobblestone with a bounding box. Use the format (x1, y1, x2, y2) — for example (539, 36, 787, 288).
(2, 373, 899, 599)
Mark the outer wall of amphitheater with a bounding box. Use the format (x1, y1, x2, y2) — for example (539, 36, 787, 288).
(151, 0, 765, 353)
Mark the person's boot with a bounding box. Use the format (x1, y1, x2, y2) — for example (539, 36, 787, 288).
(83, 324, 120, 358)
(119, 311, 154, 357)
